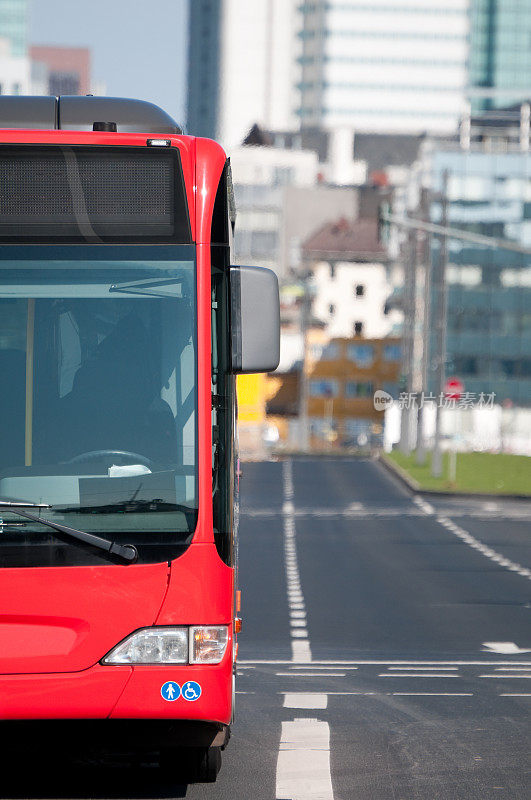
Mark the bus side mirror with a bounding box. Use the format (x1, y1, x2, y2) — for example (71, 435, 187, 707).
(230, 265, 280, 374)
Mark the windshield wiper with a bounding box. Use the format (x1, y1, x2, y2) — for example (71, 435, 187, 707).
(0, 501, 138, 564)
(61, 498, 194, 514)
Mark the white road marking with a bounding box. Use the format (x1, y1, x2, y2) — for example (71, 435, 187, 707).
(483, 641, 531, 654)
(391, 693, 472, 696)
(278, 692, 474, 697)
(294, 691, 376, 697)
(480, 674, 531, 679)
(379, 673, 460, 678)
(276, 719, 334, 800)
(290, 665, 358, 671)
(240, 659, 531, 666)
(436, 516, 531, 581)
(283, 693, 328, 709)
(500, 693, 531, 697)
(494, 666, 531, 671)
(243, 507, 531, 521)
(291, 640, 312, 663)
(413, 496, 435, 515)
(282, 460, 313, 664)
(276, 672, 346, 678)
(387, 666, 458, 671)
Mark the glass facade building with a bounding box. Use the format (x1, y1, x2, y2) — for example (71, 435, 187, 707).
(0, 0, 27, 57)
(469, 0, 531, 112)
(298, 0, 469, 134)
(186, 0, 221, 139)
(427, 147, 531, 405)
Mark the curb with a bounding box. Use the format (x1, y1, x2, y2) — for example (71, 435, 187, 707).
(378, 454, 531, 502)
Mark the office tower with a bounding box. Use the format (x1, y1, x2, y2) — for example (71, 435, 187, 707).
(469, 0, 531, 112)
(186, 0, 222, 139)
(186, 0, 299, 147)
(298, 0, 469, 134)
(0, 0, 27, 57)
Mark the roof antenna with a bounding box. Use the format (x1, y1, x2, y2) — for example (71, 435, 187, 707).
(93, 121, 117, 132)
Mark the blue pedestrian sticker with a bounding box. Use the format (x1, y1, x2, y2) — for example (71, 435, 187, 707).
(182, 681, 202, 702)
(161, 681, 181, 702)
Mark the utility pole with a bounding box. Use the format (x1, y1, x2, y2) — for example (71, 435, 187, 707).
(416, 187, 431, 465)
(432, 170, 449, 478)
(399, 228, 417, 455)
(298, 274, 311, 452)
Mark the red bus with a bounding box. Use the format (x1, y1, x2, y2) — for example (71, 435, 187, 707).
(0, 96, 279, 782)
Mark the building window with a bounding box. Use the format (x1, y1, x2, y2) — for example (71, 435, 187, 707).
(355, 284, 365, 297)
(329, 303, 335, 315)
(273, 166, 293, 186)
(322, 342, 340, 360)
(347, 343, 374, 367)
(309, 379, 339, 398)
(382, 383, 399, 399)
(383, 344, 402, 361)
(354, 321, 363, 336)
(329, 263, 336, 279)
(310, 342, 339, 361)
(345, 381, 373, 399)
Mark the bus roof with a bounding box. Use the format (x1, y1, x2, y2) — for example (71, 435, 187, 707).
(0, 96, 182, 134)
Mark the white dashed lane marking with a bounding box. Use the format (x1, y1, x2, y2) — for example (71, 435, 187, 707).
(283, 693, 328, 709)
(276, 718, 334, 800)
(282, 460, 312, 663)
(413, 495, 435, 515)
(436, 515, 531, 581)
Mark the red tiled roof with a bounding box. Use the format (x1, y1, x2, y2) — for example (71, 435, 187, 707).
(302, 217, 387, 261)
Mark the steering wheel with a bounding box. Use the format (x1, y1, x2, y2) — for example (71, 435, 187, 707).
(65, 450, 155, 469)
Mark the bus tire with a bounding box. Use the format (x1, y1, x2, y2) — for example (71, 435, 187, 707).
(160, 745, 222, 783)
(196, 745, 222, 782)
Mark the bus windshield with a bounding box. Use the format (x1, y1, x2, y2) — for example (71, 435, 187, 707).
(0, 245, 197, 567)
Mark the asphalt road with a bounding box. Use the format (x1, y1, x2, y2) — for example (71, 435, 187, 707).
(1, 457, 530, 799)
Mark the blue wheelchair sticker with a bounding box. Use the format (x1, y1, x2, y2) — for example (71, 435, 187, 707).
(161, 681, 181, 702)
(182, 681, 202, 702)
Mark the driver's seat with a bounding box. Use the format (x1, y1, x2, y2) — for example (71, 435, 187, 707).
(55, 314, 176, 464)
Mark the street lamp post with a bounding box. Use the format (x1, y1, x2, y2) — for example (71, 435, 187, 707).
(432, 170, 449, 478)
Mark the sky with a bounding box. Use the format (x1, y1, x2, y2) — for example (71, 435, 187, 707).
(29, 0, 189, 126)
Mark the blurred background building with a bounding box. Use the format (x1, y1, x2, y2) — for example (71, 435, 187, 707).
(182, 0, 531, 457)
(0, 1, 97, 98)
(0, 0, 528, 457)
(469, 0, 531, 113)
(186, 0, 221, 140)
(297, 0, 469, 134)
(0, 0, 30, 95)
(187, 0, 299, 148)
(0, 0, 27, 57)
(30, 45, 91, 96)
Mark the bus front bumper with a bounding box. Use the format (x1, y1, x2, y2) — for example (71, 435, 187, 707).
(0, 661, 233, 726)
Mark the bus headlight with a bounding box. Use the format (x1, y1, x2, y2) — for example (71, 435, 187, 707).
(102, 628, 188, 664)
(190, 626, 229, 664)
